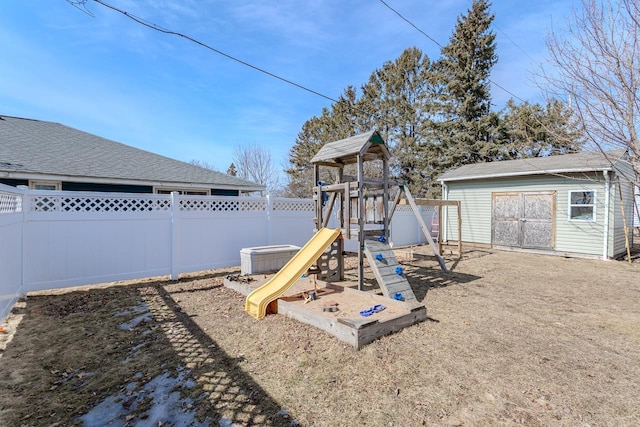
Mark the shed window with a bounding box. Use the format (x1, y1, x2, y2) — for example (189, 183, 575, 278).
(568, 190, 596, 221)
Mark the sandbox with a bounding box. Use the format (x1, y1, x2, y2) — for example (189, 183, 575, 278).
(224, 274, 427, 349)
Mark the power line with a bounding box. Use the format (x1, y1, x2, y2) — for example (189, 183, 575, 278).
(378, 0, 443, 48)
(377, 0, 527, 104)
(74, 0, 557, 162)
(78, 0, 341, 105)
(67, 0, 94, 17)
(493, 22, 537, 63)
(68, 0, 404, 133)
(66, 0, 630, 188)
(78, 0, 526, 114)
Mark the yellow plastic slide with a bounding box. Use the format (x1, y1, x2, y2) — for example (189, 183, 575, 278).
(245, 228, 341, 319)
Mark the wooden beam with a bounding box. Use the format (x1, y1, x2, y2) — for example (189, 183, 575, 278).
(321, 182, 356, 192)
(383, 157, 390, 241)
(343, 175, 403, 187)
(313, 161, 344, 168)
(313, 164, 320, 230)
(402, 186, 449, 273)
(388, 188, 402, 222)
(400, 198, 460, 207)
(437, 205, 442, 254)
(457, 201, 462, 257)
(357, 154, 365, 290)
(344, 182, 351, 240)
(321, 192, 337, 228)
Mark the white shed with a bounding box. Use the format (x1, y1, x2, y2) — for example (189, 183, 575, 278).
(438, 150, 636, 260)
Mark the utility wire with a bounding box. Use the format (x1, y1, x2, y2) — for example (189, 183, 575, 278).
(74, 1, 604, 163)
(377, 0, 527, 104)
(67, 0, 95, 17)
(377, 0, 639, 184)
(72, 0, 397, 129)
(84, 0, 341, 105)
(378, 0, 443, 48)
(79, 0, 524, 114)
(68, 0, 633, 186)
(493, 22, 537, 63)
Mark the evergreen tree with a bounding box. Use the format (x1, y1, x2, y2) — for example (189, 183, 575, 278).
(496, 99, 584, 160)
(360, 47, 438, 196)
(284, 1, 584, 199)
(226, 163, 237, 176)
(284, 87, 360, 197)
(435, 0, 498, 170)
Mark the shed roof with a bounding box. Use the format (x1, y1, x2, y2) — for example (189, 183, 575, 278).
(0, 115, 264, 192)
(438, 149, 629, 183)
(310, 130, 389, 165)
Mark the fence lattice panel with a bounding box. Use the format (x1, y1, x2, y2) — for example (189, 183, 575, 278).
(30, 195, 171, 212)
(0, 193, 22, 214)
(272, 199, 314, 212)
(179, 198, 267, 212)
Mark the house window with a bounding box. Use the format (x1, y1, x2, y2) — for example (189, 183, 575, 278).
(568, 190, 596, 221)
(154, 188, 210, 195)
(30, 180, 61, 190)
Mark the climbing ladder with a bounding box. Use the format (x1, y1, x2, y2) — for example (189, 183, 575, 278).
(363, 237, 417, 303)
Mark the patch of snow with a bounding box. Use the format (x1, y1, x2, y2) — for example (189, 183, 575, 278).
(119, 312, 152, 330)
(219, 417, 243, 427)
(115, 303, 149, 317)
(79, 369, 208, 427)
(277, 407, 290, 418)
(276, 407, 301, 426)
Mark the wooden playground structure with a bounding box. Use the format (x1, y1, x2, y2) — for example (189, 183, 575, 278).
(309, 130, 451, 297)
(233, 130, 461, 348)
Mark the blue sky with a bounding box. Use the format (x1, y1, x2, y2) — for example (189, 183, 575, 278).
(0, 0, 574, 174)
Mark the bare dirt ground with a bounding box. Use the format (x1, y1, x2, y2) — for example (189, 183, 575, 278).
(1, 246, 639, 426)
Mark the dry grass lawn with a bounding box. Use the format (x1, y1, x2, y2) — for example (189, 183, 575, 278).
(1, 246, 639, 426)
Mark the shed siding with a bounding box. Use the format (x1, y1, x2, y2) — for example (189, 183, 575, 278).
(445, 182, 492, 244)
(610, 163, 636, 257)
(445, 173, 608, 257)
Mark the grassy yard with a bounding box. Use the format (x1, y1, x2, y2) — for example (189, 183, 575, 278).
(1, 247, 639, 426)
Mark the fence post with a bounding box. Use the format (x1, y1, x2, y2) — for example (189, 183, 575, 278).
(266, 195, 273, 245)
(418, 206, 423, 244)
(19, 186, 29, 297)
(170, 192, 179, 280)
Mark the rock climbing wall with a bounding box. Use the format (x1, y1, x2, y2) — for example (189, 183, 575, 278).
(363, 237, 417, 303)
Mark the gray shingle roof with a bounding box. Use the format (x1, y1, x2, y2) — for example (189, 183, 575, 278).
(0, 115, 264, 191)
(310, 130, 389, 164)
(438, 149, 629, 182)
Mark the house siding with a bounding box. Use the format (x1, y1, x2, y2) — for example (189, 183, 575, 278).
(0, 178, 28, 187)
(62, 182, 153, 193)
(211, 189, 240, 197)
(444, 173, 611, 257)
(0, 180, 242, 196)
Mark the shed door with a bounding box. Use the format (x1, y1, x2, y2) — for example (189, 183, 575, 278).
(492, 192, 555, 250)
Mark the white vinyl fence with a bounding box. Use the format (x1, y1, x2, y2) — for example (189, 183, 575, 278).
(0, 184, 437, 322)
(389, 204, 439, 247)
(0, 185, 24, 322)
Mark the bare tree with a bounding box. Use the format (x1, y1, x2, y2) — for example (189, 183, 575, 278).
(189, 159, 218, 171)
(540, 0, 640, 179)
(233, 144, 283, 196)
(540, 0, 640, 250)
